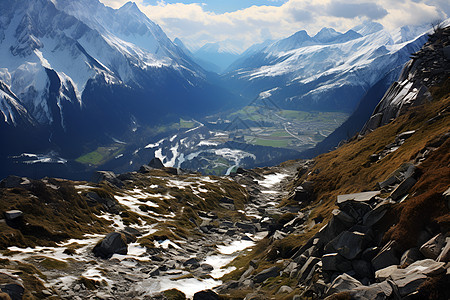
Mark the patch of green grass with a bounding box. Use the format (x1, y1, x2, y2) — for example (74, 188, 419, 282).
(253, 138, 291, 148)
(76, 145, 125, 166)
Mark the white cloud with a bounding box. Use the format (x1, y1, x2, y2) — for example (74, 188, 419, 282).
(99, 0, 449, 52)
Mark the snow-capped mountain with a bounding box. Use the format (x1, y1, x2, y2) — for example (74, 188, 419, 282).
(0, 0, 240, 176)
(193, 42, 241, 73)
(224, 22, 431, 112)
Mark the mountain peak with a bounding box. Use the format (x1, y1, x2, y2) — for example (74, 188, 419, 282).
(119, 1, 140, 13)
(352, 21, 384, 36)
(314, 27, 342, 43)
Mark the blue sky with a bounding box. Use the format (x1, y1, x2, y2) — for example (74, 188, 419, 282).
(100, 0, 450, 52)
(142, 0, 287, 14)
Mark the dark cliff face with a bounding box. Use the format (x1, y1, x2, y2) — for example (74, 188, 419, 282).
(361, 25, 450, 135)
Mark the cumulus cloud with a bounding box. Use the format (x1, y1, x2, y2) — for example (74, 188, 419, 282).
(326, 2, 388, 19)
(99, 0, 449, 52)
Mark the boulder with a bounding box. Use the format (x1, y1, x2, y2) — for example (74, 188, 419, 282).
(332, 209, 355, 226)
(0, 273, 24, 300)
(139, 165, 153, 173)
(86, 192, 120, 214)
(93, 232, 128, 259)
(201, 264, 214, 271)
(4, 210, 23, 221)
(163, 167, 178, 175)
(400, 248, 423, 266)
(315, 217, 349, 247)
(377, 175, 400, 190)
(322, 253, 351, 272)
(389, 177, 417, 201)
(326, 231, 367, 260)
(326, 273, 362, 296)
(396, 259, 445, 278)
(337, 191, 380, 205)
(348, 281, 393, 300)
(91, 171, 123, 188)
(183, 258, 200, 269)
(277, 286, 293, 294)
(395, 130, 416, 143)
(419, 233, 446, 259)
(253, 266, 281, 283)
(148, 158, 165, 169)
(298, 257, 320, 281)
(375, 265, 399, 281)
(394, 273, 427, 297)
(193, 290, 219, 300)
(363, 201, 391, 227)
(338, 201, 372, 223)
(372, 241, 399, 271)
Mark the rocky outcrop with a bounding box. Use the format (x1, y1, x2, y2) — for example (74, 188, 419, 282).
(361, 25, 450, 134)
(93, 232, 128, 259)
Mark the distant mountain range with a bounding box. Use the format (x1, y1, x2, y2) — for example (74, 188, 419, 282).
(224, 22, 431, 113)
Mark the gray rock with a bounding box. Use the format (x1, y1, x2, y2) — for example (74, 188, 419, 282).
(86, 192, 120, 214)
(419, 233, 446, 259)
(0, 280, 24, 300)
(298, 257, 320, 281)
(326, 273, 362, 296)
(437, 237, 450, 262)
(236, 222, 256, 233)
(375, 265, 399, 281)
(253, 266, 281, 283)
(93, 232, 128, 259)
(337, 191, 380, 204)
(148, 267, 160, 277)
(183, 258, 200, 269)
(395, 130, 416, 143)
(322, 253, 351, 272)
(397, 259, 445, 278)
(389, 177, 417, 201)
(348, 281, 393, 300)
(400, 248, 423, 266)
(352, 259, 373, 279)
(395, 273, 427, 297)
(277, 286, 293, 294)
(316, 217, 349, 246)
(338, 201, 372, 223)
(91, 171, 123, 188)
(239, 266, 255, 281)
(148, 158, 165, 169)
(139, 165, 153, 173)
(4, 210, 23, 221)
(332, 209, 355, 226)
(193, 290, 220, 300)
(372, 241, 399, 271)
(201, 264, 214, 271)
(363, 201, 390, 227)
(378, 175, 400, 190)
(327, 231, 367, 260)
